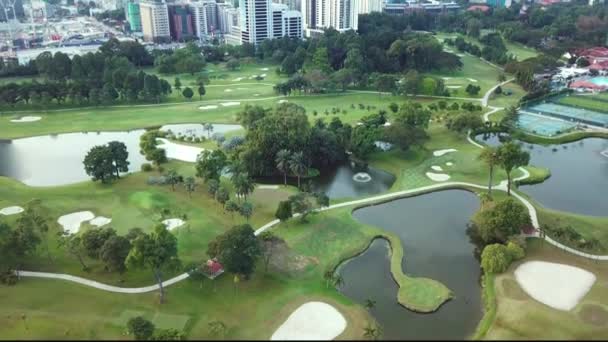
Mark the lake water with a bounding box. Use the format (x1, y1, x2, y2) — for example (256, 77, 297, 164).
(475, 133, 608, 216)
(338, 190, 482, 340)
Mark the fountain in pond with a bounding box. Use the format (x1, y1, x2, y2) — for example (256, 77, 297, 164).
(352, 172, 372, 183)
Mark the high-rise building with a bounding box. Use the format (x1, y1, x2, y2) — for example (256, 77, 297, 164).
(168, 4, 194, 41)
(189, 1, 211, 38)
(271, 3, 302, 38)
(358, 0, 382, 14)
(126, 1, 142, 32)
(217, 3, 238, 33)
(239, 0, 272, 44)
(139, 0, 171, 43)
(302, 0, 357, 35)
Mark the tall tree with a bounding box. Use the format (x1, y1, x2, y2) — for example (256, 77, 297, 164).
(17, 202, 51, 262)
(126, 225, 180, 303)
(207, 224, 261, 279)
(184, 176, 196, 198)
(275, 149, 291, 185)
(288, 151, 307, 189)
(497, 142, 530, 196)
(100, 235, 131, 273)
(198, 83, 206, 100)
(258, 231, 284, 272)
(83, 145, 116, 183)
(478, 147, 501, 196)
(107, 141, 130, 178)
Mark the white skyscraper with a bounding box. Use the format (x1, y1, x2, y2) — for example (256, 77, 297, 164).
(357, 0, 382, 14)
(302, 0, 357, 35)
(239, 0, 272, 44)
(271, 3, 303, 38)
(139, 0, 170, 42)
(217, 3, 238, 33)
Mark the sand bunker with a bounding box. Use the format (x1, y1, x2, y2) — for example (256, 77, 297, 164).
(257, 184, 279, 190)
(221, 102, 240, 107)
(260, 67, 269, 71)
(156, 138, 204, 163)
(10, 116, 41, 123)
(271, 302, 346, 340)
(260, 73, 267, 77)
(278, 99, 288, 103)
(89, 216, 112, 227)
(383, 122, 392, 127)
(467, 78, 478, 83)
(431, 165, 443, 171)
(426, 172, 450, 182)
(515, 261, 596, 311)
(441, 77, 452, 80)
(457, 54, 465, 57)
(163, 218, 185, 231)
(224, 89, 233, 92)
(446, 162, 454, 166)
(233, 77, 244, 81)
(0, 206, 24, 215)
(253, 93, 260, 96)
(433, 149, 457, 157)
(58, 211, 95, 234)
(446, 85, 462, 89)
(199, 105, 218, 110)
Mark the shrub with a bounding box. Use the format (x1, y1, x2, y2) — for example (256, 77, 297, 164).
(506, 241, 525, 260)
(141, 163, 153, 172)
(481, 244, 512, 274)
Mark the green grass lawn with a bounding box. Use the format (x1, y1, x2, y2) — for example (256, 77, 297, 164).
(537, 207, 608, 254)
(557, 95, 608, 114)
(485, 239, 608, 339)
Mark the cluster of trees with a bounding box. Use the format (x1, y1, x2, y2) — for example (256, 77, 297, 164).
(468, 197, 530, 274)
(139, 130, 168, 169)
(275, 191, 329, 223)
(154, 43, 206, 75)
(0, 202, 51, 284)
(478, 141, 530, 196)
(0, 39, 173, 108)
(0, 58, 37, 77)
(83, 141, 130, 183)
(126, 316, 185, 341)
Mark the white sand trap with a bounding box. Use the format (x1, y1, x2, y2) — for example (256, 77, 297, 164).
(221, 102, 240, 107)
(278, 99, 288, 103)
(467, 78, 478, 83)
(444, 48, 454, 53)
(260, 67, 269, 71)
(163, 218, 185, 231)
(457, 54, 465, 57)
(515, 261, 596, 311)
(271, 302, 346, 340)
(383, 121, 392, 127)
(442, 77, 452, 80)
(156, 138, 204, 163)
(233, 77, 244, 81)
(433, 148, 457, 157)
(446, 85, 462, 89)
(254, 93, 260, 96)
(236, 88, 248, 90)
(260, 73, 267, 77)
(446, 162, 454, 166)
(10, 116, 41, 123)
(431, 165, 443, 171)
(58, 211, 95, 234)
(0, 206, 24, 215)
(199, 105, 218, 110)
(257, 184, 279, 190)
(89, 216, 111, 227)
(426, 172, 450, 182)
(224, 89, 233, 92)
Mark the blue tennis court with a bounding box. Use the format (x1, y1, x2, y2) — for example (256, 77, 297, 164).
(516, 112, 576, 136)
(527, 102, 608, 127)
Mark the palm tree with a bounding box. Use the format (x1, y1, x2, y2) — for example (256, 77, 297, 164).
(323, 270, 334, 288)
(363, 324, 382, 340)
(478, 147, 501, 196)
(333, 274, 344, 288)
(184, 176, 196, 198)
(232, 172, 255, 202)
(364, 298, 376, 311)
(289, 151, 307, 189)
(275, 149, 291, 186)
(166, 170, 181, 191)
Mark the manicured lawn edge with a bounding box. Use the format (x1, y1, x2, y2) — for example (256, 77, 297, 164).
(515, 131, 608, 145)
(515, 166, 551, 186)
(470, 273, 497, 340)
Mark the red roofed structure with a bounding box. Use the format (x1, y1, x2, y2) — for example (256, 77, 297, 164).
(467, 5, 490, 12)
(576, 47, 608, 63)
(204, 258, 224, 279)
(569, 80, 608, 91)
(589, 60, 608, 71)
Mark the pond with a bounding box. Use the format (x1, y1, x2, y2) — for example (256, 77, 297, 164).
(337, 190, 482, 340)
(0, 124, 243, 187)
(475, 133, 608, 217)
(257, 161, 396, 199)
(0, 124, 395, 198)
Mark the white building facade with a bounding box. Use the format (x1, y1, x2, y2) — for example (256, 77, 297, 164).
(139, 0, 170, 42)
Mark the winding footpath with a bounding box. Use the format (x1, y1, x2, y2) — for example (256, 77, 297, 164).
(14, 81, 608, 294)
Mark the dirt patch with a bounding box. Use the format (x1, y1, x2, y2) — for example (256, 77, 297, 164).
(501, 278, 528, 300)
(578, 304, 608, 326)
(269, 240, 318, 274)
